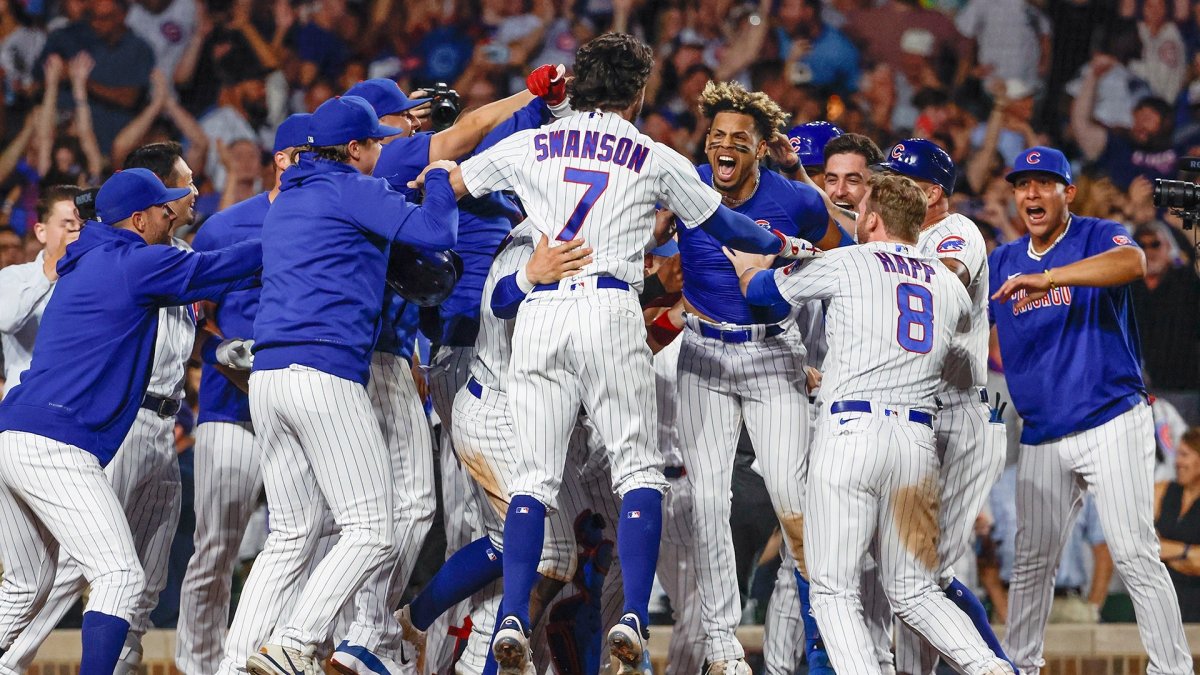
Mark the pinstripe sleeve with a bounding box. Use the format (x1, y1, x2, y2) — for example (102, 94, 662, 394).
(654, 142, 722, 228)
(773, 254, 843, 303)
(460, 130, 534, 198)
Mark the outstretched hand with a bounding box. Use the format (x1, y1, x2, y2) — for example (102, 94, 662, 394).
(991, 272, 1052, 312)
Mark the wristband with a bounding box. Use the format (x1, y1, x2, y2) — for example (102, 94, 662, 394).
(1044, 269, 1057, 290)
(648, 310, 683, 345)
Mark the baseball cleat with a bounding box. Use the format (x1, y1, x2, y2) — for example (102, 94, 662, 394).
(491, 616, 531, 675)
(393, 605, 427, 673)
(704, 659, 753, 675)
(246, 643, 324, 675)
(606, 612, 649, 674)
(329, 641, 405, 675)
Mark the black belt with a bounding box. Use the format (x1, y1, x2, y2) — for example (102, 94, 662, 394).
(830, 400, 933, 428)
(695, 321, 785, 344)
(141, 393, 181, 418)
(467, 377, 484, 399)
(533, 277, 630, 293)
(663, 465, 686, 478)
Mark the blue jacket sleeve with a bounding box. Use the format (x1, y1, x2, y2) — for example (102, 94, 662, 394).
(129, 240, 263, 306)
(745, 269, 786, 306)
(391, 169, 459, 248)
(698, 204, 784, 254)
(491, 272, 528, 320)
(472, 99, 550, 158)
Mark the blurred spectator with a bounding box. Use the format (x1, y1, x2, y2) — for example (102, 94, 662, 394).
(1072, 76, 1178, 188)
(0, 0, 47, 107)
(953, 0, 1050, 94)
(173, 0, 282, 117)
(843, 0, 968, 86)
(37, 0, 154, 153)
(773, 0, 861, 96)
(1155, 426, 1200, 621)
(198, 66, 269, 189)
(1131, 222, 1200, 426)
(1123, 0, 1189, 102)
(887, 28, 947, 134)
(1065, 31, 1152, 131)
(985, 467, 1114, 624)
(110, 68, 209, 172)
(214, 137, 262, 211)
(0, 224, 21, 268)
(295, 0, 350, 87)
(126, 0, 196, 86)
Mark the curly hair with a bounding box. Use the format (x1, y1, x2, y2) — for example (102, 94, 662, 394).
(697, 80, 790, 140)
(567, 33, 654, 112)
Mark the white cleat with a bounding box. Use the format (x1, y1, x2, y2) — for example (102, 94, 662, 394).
(704, 659, 753, 675)
(606, 613, 649, 674)
(246, 643, 324, 675)
(491, 615, 532, 675)
(393, 605, 427, 674)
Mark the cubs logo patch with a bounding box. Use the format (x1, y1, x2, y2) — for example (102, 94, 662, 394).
(936, 235, 966, 253)
(755, 218, 771, 229)
(788, 136, 802, 153)
(891, 143, 906, 159)
(1026, 150, 1041, 164)
(1113, 234, 1133, 246)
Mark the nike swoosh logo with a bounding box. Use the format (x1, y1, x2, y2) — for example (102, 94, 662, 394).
(839, 418, 850, 425)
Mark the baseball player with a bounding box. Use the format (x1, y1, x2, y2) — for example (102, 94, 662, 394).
(674, 81, 852, 675)
(875, 139, 1013, 675)
(0, 186, 82, 395)
(990, 147, 1194, 674)
(408, 34, 821, 675)
(225, 95, 457, 675)
(0, 167, 261, 675)
(0, 143, 223, 675)
(726, 172, 1014, 675)
(178, 112, 310, 675)
(786, 120, 843, 183)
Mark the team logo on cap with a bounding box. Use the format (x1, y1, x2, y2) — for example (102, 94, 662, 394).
(1026, 151, 1041, 165)
(789, 136, 802, 153)
(891, 143, 906, 159)
(936, 235, 966, 253)
(1113, 235, 1133, 246)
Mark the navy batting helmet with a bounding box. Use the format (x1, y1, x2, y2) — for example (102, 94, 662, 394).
(788, 121, 844, 168)
(386, 245, 464, 307)
(875, 139, 956, 195)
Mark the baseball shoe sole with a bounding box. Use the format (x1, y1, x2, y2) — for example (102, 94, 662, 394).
(246, 643, 322, 675)
(607, 613, 648, 674)
(491, 616, 531, 675)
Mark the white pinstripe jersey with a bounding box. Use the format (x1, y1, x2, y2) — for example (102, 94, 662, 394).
(459, 111, 722, 288)
(916, 213, 988, 392)
(146, 237, 200, 400)
(774, 241, 971, 412)
(468, 223, 536, 392)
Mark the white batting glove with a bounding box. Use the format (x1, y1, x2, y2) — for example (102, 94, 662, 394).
(775, 233, 822, 260)
(215, 339, 255, 370)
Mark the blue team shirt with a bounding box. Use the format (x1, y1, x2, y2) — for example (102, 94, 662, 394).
(679, 166, 828, 325)
(988, 215, 1145, 444)
(372, 99, 548, 345)
(253, 155, 457, 385)
(191, 192, 270, 425)
(374, 292, 419, 362)
(0, 223, 261, 464)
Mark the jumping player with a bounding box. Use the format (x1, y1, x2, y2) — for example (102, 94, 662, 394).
(990, 147, 1193, 675)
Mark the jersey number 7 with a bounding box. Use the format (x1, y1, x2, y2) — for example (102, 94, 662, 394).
(896, 283, 934, 353)
(557, 168, 610, 241)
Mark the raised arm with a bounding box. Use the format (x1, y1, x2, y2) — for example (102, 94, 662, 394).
(68, 53, 105, 179)
(111, 69, 169, 169)
(36, 54, 63, 177)
(163, 94, 210, 178)
(0, 108, 38, 187)
(1070, 55, 1113, 161)
(714, 0, 771, 81)
(428, 89, 537, 162)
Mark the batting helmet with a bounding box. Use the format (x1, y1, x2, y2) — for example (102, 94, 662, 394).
(787, 121, 844, 168)
(385, 244, 464, 307)
(875, 139, 956, 195)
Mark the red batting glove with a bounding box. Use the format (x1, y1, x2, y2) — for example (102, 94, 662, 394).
(527, 64, 567, 106)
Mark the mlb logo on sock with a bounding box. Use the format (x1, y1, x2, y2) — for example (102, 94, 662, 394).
(486, 549, 498, 561)
(516, 506, 530, 514)
(628, 510, 641, 518)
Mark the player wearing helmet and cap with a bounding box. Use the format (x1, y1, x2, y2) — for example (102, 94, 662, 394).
(874, 138, 1014, 675)
(176, 112, 310, 675)
(786, 121, 844, 183)
(218, 95, 459, 675)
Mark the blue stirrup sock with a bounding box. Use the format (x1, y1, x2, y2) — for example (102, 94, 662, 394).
(500, 495, 546, 627)
(616, 488, 663, 630)
(80, 611, 130, 675)
(409, 535, 504, 630)
(945, 577, 1018, 672)
(794, 570, 827, 656)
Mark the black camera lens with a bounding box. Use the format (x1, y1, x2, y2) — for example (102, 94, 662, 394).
(431, 100, 458, 131)
(74, 187, 99, 222)
(1152, 179, 1199, 212)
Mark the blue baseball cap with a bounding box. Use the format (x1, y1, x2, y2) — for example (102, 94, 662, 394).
(95, 168, 192, 225)
(343, 78, 429, 117)
(788, 121, 844, 168)
(1006, 146, 1073, 185)
(307, 95, 404, 147)
(272, 113, 312, 153)
(875, 138, 956, 195)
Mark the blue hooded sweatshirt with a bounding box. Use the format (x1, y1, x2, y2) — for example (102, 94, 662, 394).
(0, 223, 262, 465)
(252, 155, 458, 385)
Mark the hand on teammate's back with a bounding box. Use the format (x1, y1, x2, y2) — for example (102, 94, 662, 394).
(525, 235, 593, 284)
(407, 160, 458, 190)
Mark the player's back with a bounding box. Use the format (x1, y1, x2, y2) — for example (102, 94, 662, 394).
(469, 223, 537, 392)
(915, 213, 989, 391)
(461, 111, 719, 287)
(799, 241, 970, 411)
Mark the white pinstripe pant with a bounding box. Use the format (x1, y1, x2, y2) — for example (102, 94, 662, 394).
(676, 326, 810, 663)
(176, 419, 260, 675)
(0, 431, 145, 665)
(218, 366, 394, 670)
(1004, 403, 1193, 675)
(805, 411, 1010, 675)
(895, 393, 1006, 675)
(508, 289, 666, 505)
(657, 474, 706, 675)
(1, 410, 180, 673)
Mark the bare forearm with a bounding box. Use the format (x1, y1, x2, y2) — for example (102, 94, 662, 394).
(239, 23, 280, 70)
(967, 111, 1003, 193)
(1070, 73, 1106, 159)
(429, 90, 536, 162)
(1050, 246, 1145, 287)
(175, 36, 204, 85)
(1089, 543, 1113, 607)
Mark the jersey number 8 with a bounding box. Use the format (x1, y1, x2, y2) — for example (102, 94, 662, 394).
(896, 283, 933, 353)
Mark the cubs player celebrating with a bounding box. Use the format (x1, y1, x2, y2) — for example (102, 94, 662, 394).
(408, 32, 822, 675)
(0, 168, 262, 675)
(676, 81, 851, 675)
(875, 139, 1013, 675)
(727, 173, 1014, 675)
(0, 142, 220, 675)
(225, 95, 458, 675)
(990, 147, 1193, 675)
(180, 113, 309, 675)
